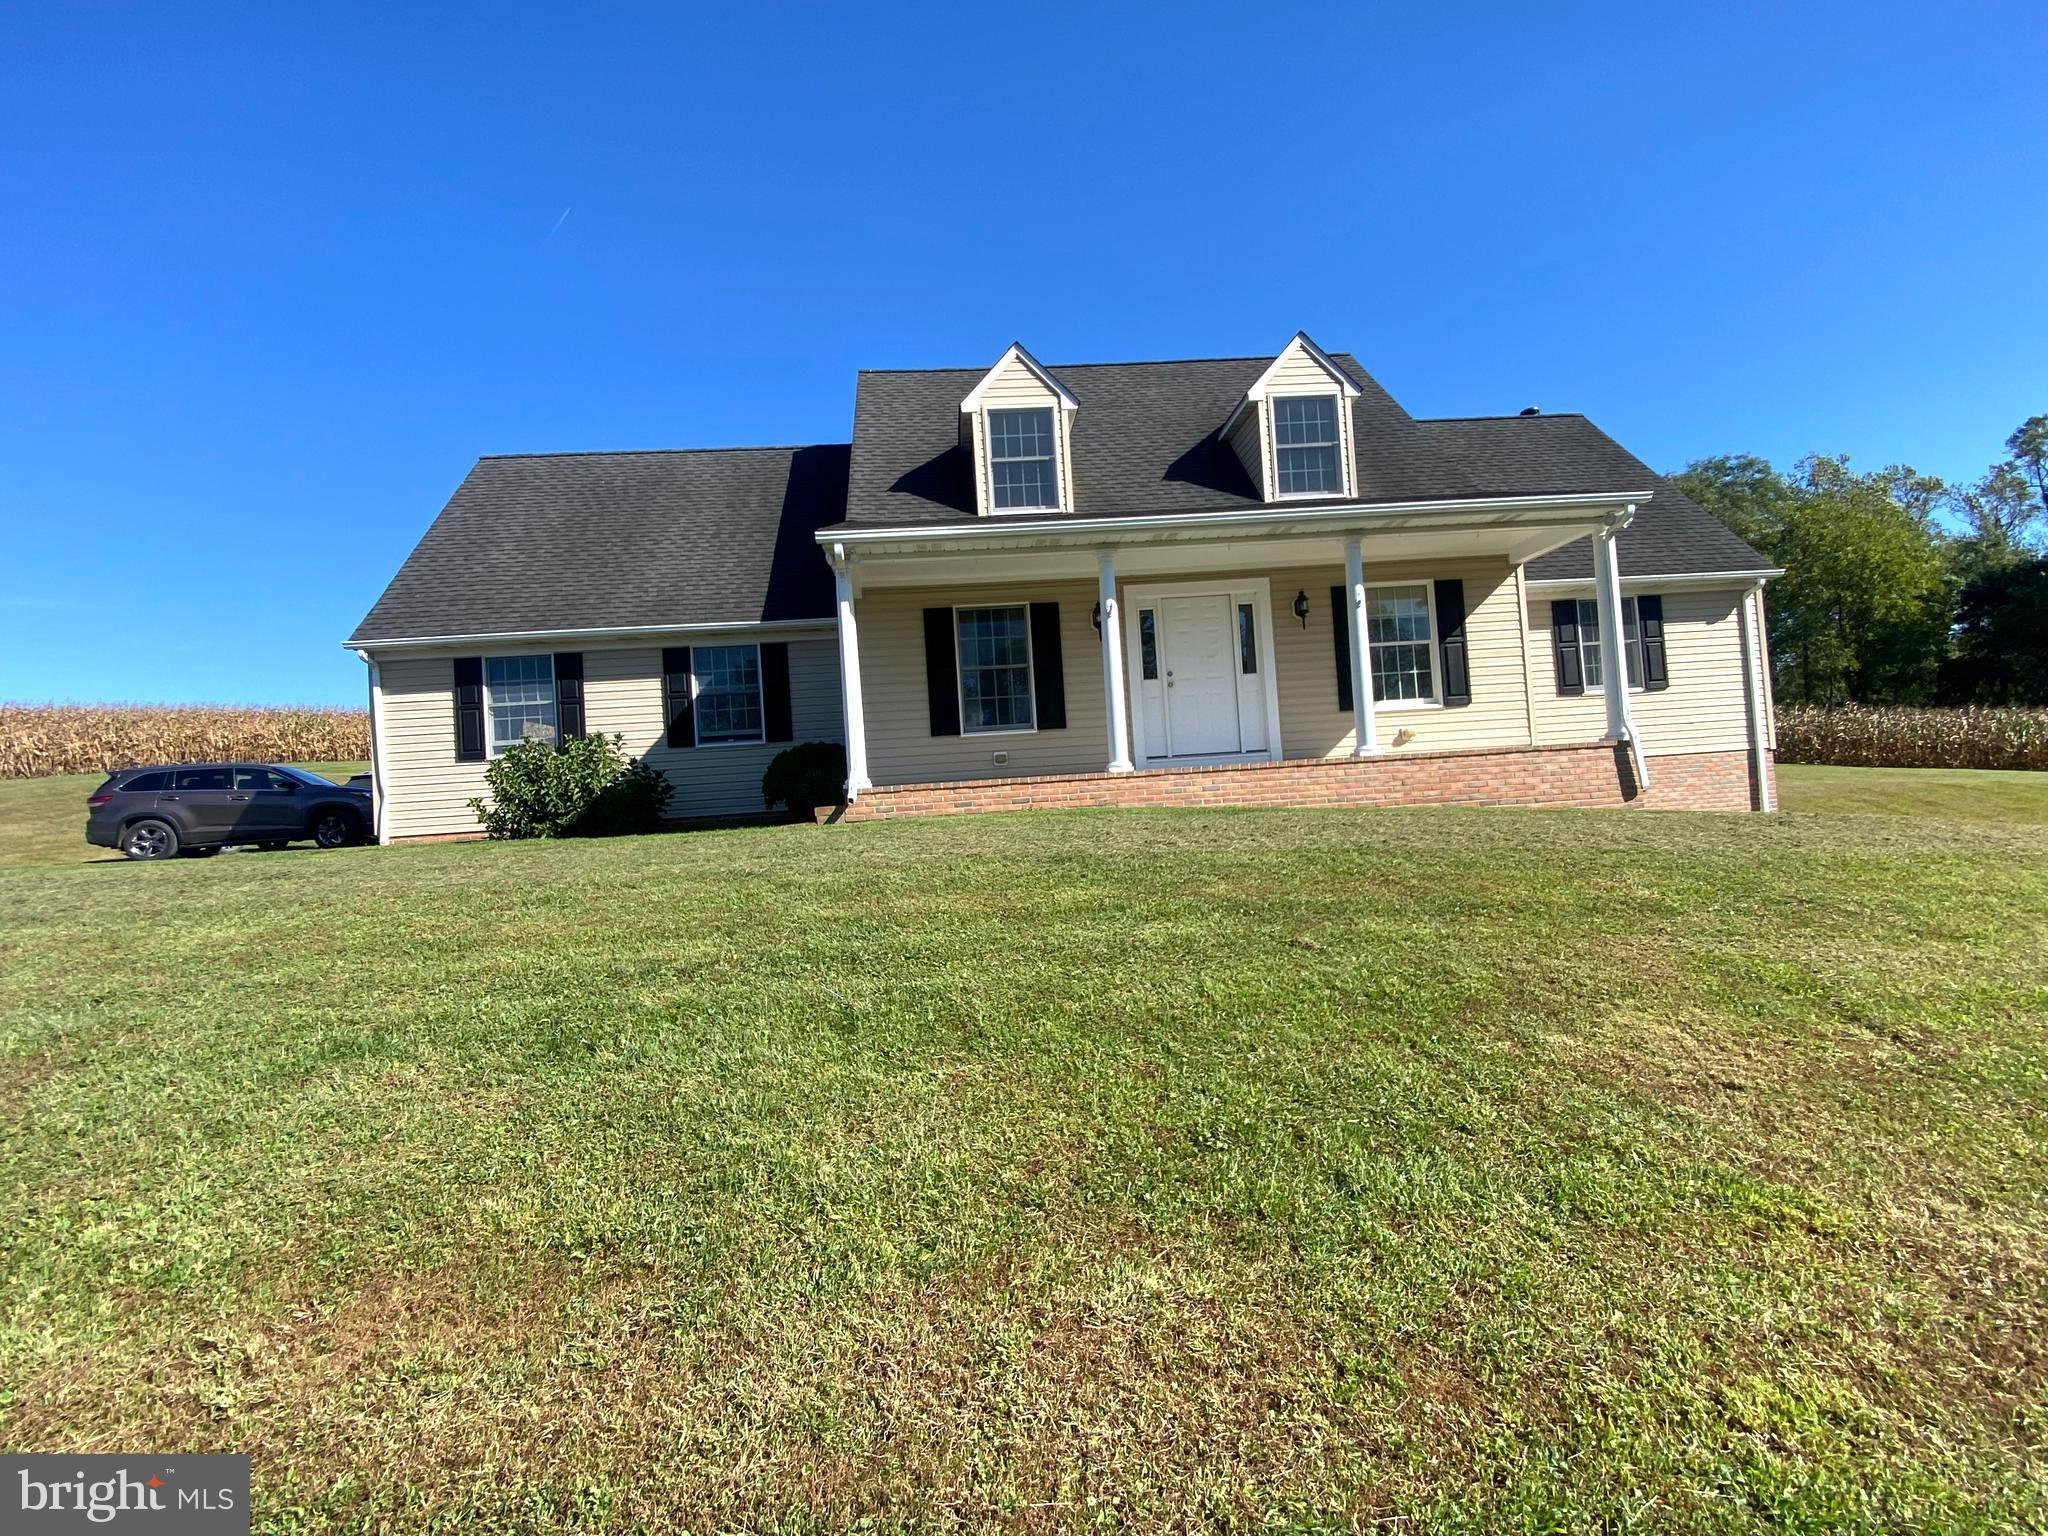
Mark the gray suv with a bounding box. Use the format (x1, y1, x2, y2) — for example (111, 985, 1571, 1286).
(86, 763, 372, 860)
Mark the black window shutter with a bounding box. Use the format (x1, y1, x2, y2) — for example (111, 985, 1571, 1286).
(1028, 602, 1065, 730)
(553, 652, 585, 741)
(1638, 595, 1669, 690)
(453, 657, 485, 761)
(662, 646, 695, 748)
(1551, 599, 1584, 695)
(761, 642, 794, 742)
(1434, 579, 1470, 707)
(923, 608, 960, 736)
(1330, 585, 1352, 712)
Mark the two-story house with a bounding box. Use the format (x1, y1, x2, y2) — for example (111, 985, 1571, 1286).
(348, 335, 1779, 839)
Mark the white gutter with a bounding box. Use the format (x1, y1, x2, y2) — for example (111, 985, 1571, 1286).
(817, 489, 1654, 548)
(1738, 583, 1775, 812)
(1527, 568, 1784, 590)
(351, 647, 392, 846)
(345, 617, 836, 652)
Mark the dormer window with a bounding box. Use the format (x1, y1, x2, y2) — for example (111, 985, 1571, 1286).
(989, 408, 1058, 509)
(1273, 395, 1341, 495)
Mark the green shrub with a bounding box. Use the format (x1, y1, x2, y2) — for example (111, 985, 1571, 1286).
(1776, 705, 2048, 771)
(469, 733, 673, 838)
(761, 741, 847, 820)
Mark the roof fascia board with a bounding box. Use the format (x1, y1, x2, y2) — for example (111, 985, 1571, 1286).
(820, 491, 1651, 550)
(959, 342, 1080, 412)
(347, 617, 837, 652)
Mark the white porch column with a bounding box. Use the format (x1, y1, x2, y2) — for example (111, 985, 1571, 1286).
(1344, 534, 1379, 755)
(1098, 548, 1134, 773)
(831, 547, 872, 796)
(1592, 523, 1648, 790)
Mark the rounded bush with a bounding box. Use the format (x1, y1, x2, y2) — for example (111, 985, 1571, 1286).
(469, 733, 673, 839)
(761, 741, 847, 820)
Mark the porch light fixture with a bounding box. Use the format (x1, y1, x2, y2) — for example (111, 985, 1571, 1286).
(1292, 590, 1310, 628)
(1092, 601, 1102, 634)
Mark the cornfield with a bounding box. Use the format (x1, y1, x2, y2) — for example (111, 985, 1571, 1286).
(0, 704, 370, 780)
(1776, 705, 2048, 771)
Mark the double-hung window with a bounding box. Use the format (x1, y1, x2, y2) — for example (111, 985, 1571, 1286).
(1575, 598, 1644, 690)
(988, 408, 1058, 510)
(956, 605, 1034, 732)
(1272, 395, 1342, 495)
(485, 655, 557, 754)
(694, 643, 765, 744)
(1367, 585, 1436, 703)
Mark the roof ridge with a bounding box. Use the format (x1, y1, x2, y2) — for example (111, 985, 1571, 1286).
(858, 353, 1293, 377)
(1419, 412, 1590, 424)
(477, 443, 848, 462)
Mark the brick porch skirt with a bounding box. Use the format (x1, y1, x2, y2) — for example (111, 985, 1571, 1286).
(828, 743, 1771, 823)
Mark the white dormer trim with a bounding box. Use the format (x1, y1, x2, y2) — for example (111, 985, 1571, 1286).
(960, 342, 1079, 413)
(1243, 331, 1361, 403)
(1220, 331, 1360, 439)
(1220, 332, 1363, 502)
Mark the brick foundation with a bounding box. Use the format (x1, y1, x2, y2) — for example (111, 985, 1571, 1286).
(829, 743, 1768, 823)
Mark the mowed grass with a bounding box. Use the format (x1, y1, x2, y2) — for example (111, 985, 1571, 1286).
(1778, 763, 2048, 824)
(0, 776, 2044, 1532)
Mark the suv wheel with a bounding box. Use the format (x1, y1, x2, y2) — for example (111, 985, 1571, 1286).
(123, 819, 179, 861)
(312, 809, 359, 849)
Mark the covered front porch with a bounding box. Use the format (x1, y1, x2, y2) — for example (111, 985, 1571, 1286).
(819, 492, 1655, 805)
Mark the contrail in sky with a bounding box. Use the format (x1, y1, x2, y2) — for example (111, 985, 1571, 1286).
(544, 206, 572, 242)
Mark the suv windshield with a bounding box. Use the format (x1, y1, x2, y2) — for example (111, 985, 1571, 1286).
(274, 766, 339, 788)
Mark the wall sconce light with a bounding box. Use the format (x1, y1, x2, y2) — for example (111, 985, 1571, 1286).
(1092, 602, 1102, 634)
(1292, 590, 1310, 628)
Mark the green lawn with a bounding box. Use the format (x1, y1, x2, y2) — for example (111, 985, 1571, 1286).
(1, 773, 2044, 1531)
(1778, 763, 2048, 823)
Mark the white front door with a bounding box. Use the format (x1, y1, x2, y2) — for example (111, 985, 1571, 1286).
(1159, 594, 1242, 756)
(1124, 579, 1282, 766)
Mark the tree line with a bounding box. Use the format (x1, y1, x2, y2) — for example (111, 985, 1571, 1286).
(1673, 416, 2047, 706)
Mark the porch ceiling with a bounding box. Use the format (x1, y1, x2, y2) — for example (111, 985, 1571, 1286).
(834, 501, 1632, 588)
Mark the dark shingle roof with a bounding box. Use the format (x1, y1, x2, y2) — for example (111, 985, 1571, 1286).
(348, 444, 847, 644)
(837, 353, 1487, 528)
(353, 357, 1773, 648)
(1416, 415, 1771, 580)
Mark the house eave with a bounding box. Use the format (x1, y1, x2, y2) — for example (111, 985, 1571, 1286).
(345, 616, 837, 653)
(1525, 568, 1785, 591)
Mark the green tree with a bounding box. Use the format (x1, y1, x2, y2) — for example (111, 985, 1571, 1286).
(2006, 414, 2048, 519)
(1939, 558, 2048, 704)
(1674, 453, 1952, 704)
(1670, 453, 1795, 549)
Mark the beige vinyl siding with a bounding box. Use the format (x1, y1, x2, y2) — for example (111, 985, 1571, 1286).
(377, 652, 492, 839)
(372, 635, 842, 838)
(858, 557, 1529, 786)
(1267, 558, 1528, 759)
(1525, 587, 1754, 756)
(861, 581, 1109, 785)
(1226, 408, 1265, 497)
(1260, 346, 1355, 498)
(975, 355, 1070, 515)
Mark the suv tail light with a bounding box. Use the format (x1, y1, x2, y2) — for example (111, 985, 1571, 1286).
(87, 794, 113, 808)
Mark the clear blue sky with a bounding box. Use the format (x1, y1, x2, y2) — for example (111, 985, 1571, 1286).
(3, 2, 2041, 707)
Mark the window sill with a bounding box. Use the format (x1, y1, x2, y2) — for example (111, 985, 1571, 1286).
(986, 507, 1064, 517)
(696, 737, 769, 749)
(1373, 699, 1443, 714)
(962, 726, 1039, 738)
